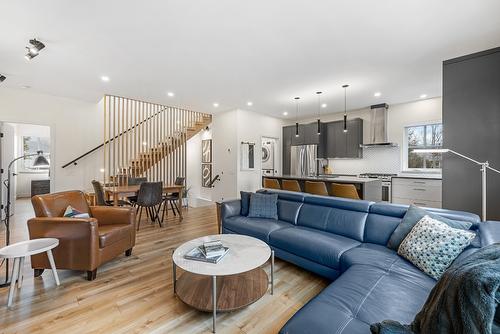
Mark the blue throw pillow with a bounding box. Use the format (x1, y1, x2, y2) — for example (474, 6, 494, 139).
(248, 193, 278, 220)
(387, 205, 472, 251)
(240, 191, 251, 216)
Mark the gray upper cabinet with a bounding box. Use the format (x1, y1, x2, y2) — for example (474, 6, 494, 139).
(325, 118, 363, 158)
(346, 119, 363, 158)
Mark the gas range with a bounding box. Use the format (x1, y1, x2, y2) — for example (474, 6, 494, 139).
(358, 173, 396, 202)
(358, 173, 397, 181)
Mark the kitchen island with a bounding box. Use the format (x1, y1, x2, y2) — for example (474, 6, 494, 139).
(262, 174, 382, 201)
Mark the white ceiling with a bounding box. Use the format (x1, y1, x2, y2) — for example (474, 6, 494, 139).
(1, 0, 500, 118)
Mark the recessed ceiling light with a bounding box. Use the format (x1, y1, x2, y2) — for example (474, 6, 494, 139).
(321, 103, 327, 108)
(99, 168, 105, 173)
(21, 85, 31, 89)
(374, 92, 381, 97)
(420, 94, 427, 99)
(167, 92, 175, 97)
(101, 76, 110, 82)
(247, 101, 253, 106)
(283, 111, 288, 116)
(213, 103, 219, 108)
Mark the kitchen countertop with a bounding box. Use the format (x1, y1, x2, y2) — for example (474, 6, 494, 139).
(263, 174, 381, 184)
(394, 173, 442, 180)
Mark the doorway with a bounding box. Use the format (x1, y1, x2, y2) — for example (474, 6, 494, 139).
(0, 122, 51, 218)
(261, 136, 279, 177)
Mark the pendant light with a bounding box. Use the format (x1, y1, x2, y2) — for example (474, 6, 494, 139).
(294, 97, 300, 137)
(316, 91, 322, 135)
(342, 84, 349, 133)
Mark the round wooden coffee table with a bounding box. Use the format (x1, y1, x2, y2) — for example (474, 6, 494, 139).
(172, 234, 274, 333)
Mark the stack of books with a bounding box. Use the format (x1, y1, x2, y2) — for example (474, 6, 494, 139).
(184, 240, 229, 264)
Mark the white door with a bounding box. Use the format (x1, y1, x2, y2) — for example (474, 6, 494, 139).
(0, 122, 16, 218)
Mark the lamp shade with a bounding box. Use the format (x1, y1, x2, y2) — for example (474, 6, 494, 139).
(412, 148, 450, 154)
(33, 151, 50, 167)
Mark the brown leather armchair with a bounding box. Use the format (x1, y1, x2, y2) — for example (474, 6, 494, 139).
(28, 190, 136, 281)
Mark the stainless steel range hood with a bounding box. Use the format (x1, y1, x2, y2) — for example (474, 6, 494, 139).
(360, 103, 398, 148)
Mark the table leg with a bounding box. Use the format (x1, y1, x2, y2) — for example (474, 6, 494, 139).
(17, 257, 25, 289)
(46, 250, 60, 286)
(271, 250, 274, 295)
(178, 190, 183, 220)
(212, 275, 217, 333)
(172, 260, 177, 294)
(7, 258, 19, 307)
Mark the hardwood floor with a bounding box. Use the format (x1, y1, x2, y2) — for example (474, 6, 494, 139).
(0, 199, 328, 334)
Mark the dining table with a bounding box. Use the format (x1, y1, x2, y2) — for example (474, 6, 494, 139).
(103, 184, 184, 219)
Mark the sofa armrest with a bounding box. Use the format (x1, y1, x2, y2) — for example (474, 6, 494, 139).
(480, 221, 500, 246)
(27, 217, 100, 270)
(89, 206, 136, 226)
(221, 199, 241, 221)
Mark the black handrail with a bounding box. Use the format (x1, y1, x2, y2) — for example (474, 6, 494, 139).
(62, 106, 168, 168)
(208, 174, 220, 187)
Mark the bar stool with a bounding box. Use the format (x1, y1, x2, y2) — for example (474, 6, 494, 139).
(282, 179, 301, 192)
(331, 183, 361, 200)
(304, 181, 329, 196)
(263, 178, 281, 189)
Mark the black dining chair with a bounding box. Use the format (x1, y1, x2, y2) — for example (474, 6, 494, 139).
(127, 177, 148, 206)
(91, 180, 131, 206)
(136, 182, 163, 230)
(161, 177, 185, 222)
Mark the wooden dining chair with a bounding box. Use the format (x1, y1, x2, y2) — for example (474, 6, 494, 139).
(304, 181, 329, 196)
(282, 179, 301, 192)
(331, 183, 360, 200)
(263, 178, 281, 189)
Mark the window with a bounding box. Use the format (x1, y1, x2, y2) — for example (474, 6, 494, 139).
(405, 123, 442, 170)
(22, 136, 50, 170)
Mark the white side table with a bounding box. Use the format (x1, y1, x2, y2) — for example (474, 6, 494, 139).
(0, 238, 60, 307)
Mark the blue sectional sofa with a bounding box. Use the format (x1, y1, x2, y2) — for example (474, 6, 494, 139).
(220, 190, 500, 334)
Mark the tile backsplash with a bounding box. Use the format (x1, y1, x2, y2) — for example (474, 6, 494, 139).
(328, 146, 401, 175)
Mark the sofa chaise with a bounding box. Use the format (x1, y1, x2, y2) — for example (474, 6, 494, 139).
(220, 189, 500, 334)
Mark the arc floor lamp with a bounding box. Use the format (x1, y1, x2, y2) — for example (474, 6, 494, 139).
(413, 148, 500, 221)
(1, 151, 49, 288)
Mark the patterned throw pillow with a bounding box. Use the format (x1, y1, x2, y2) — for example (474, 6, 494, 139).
(398, 215, 476, 280)
(63, 205, 90, 219)
(387, 204, 472, 251)
(248, 193, 278, 220)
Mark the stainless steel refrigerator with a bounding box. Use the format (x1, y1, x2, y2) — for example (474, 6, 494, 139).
(290, 145, 317, 176)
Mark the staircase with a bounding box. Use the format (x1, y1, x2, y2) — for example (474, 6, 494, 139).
(101, 95, 212, 186)
(126, 114, 211, 176)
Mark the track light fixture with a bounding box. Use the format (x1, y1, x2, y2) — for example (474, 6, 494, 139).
(0, 74, 6, 83)
(25, 39, 45, 61)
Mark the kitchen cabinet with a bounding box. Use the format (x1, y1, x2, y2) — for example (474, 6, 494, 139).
(391, 177, 442, 208)
(325, 118, 363, 159)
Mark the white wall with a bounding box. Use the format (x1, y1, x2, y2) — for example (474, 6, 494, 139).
(289, 97, 442, 174)
(212, 109, 238, 201)
(236, 109, 283, 193)
(211, 109, 284, 201)
(0, 88, 103, 193)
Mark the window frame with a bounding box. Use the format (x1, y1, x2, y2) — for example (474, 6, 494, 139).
(402, 121, 443, 173)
